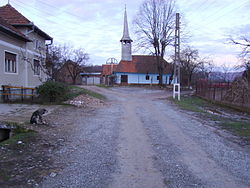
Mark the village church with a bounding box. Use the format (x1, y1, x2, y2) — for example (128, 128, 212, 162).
(103, 7, 172, 85)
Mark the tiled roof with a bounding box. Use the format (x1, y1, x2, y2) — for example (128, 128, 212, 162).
(83, 66, 103, 73)
(0, 4, 52, 40)
(102, 64, 118, 76)
(0, 4, 31, 25)
(0, 16, 30, 41)
(115, 55, 172, 74)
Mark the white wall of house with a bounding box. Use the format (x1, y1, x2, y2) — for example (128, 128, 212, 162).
(115, 72, 170, 85)
(0, 29, 49, 89)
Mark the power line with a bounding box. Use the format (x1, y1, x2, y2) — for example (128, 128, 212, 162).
(11, 1, 83, 31)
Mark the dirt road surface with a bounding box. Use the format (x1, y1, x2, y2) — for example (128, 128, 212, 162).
(7, 86, 250, 188)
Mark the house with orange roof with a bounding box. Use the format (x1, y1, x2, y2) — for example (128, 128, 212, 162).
(0, 3, 53, 88)
(114, 55, 172, 85)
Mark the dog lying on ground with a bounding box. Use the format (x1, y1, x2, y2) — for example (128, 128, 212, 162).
(30, 108, 48, 125)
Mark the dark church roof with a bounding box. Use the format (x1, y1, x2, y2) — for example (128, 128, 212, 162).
(115, 55, 172, 74)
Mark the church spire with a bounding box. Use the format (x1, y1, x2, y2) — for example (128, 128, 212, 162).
(120, 6, 133, 61)
(120, 5, 132, 42)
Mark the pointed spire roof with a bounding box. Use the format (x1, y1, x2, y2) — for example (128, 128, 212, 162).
(120, 6, 132, 42)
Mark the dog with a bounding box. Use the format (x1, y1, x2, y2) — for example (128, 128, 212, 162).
(30, 108, 48, 125)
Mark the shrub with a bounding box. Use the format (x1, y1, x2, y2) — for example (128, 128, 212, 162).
(37, 81, 69, 102)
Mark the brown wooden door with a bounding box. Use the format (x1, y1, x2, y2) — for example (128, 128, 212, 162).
(121, 75, 128, 84)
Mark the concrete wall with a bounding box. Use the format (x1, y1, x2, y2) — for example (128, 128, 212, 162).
(115, 72, 170, 85)
(82, 77, 101, 85)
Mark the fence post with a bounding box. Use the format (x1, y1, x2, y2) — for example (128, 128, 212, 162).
(31, 89, 34, 102)
(213, 86, 216, 100)
(2, 85, 5, 102)
(7, 87, 10, 101)
(195, 81, 197, 95)
(220, 82, 223, 101)
(21, 87, 24, 102)
(242, 87, 245, 106)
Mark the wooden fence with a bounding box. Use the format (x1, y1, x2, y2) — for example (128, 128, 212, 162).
(196, 81, 231, 101)
(1, 85, 36, 102)
(196, 80, 250, 110)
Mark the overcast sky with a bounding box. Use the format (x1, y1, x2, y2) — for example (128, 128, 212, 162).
(1, 0, 250, 69)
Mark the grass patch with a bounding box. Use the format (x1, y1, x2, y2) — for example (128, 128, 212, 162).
(169, 96, 207, 112)
(66, 86, 106, 100)
(65, 86, 87, 100)
(0, 171, 11, 181)
(218, 121, 250, 136)
(72, 86, 106, 100)
(38, 85, 106, 105)
(169, 96, 250, 137)
(0, 122, 35, 146)
(96, 84, 111, 89)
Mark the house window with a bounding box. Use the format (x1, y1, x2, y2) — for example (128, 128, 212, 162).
(34, 39, 40, 50)
(157, 76, 160, 80)
(146, 75, 150, 80)
(33, 59, 40, 75)
(5, 52, 17, 73)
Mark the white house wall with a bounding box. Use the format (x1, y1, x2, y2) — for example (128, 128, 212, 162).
(0, 30, 48, 88)
(115, 72, 170, 85)
(0, 31, 26, 87)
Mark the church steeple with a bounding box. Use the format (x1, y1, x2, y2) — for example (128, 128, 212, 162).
(120, 6, 133, 61)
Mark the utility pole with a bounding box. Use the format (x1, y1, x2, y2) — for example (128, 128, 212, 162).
(173, 13, 181, 100)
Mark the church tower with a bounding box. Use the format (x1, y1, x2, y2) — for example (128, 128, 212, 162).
(120, 7, 133, 61)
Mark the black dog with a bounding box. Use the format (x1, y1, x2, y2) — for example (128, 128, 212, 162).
(30, 108, 48, 124)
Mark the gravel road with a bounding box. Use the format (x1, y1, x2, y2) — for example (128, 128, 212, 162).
(39, 86, 250, 188)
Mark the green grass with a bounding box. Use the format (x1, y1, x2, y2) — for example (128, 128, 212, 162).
(169, 96, 250, 137)
(0, 171, 11, 181)
(218, 121, 250, 136)
(96, 84, 111, 89)
(0, 122, 35, 146)
(63, 86, 106, 102)
(169, 96, 207, 112)
(70, 86, 106, 100)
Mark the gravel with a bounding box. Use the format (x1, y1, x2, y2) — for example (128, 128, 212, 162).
(136, 96, 250, 188)
(39, 103, 122, 188)
(39, 86, 250, 188)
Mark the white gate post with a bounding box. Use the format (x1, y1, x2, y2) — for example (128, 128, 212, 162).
(173, 83, 180, 101)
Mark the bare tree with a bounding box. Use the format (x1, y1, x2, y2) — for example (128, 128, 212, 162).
(179, 46, 203, 87)
(46, 44, 89, 84)
(198, 58, 214, 80)
(133, 0, 176, 85)
(221, 64, 234, 82)
(64, 48, 89, 85)
(20, 48, 48, 82)
(230, 36, 250, 81)
(45, 45, 65, 80)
